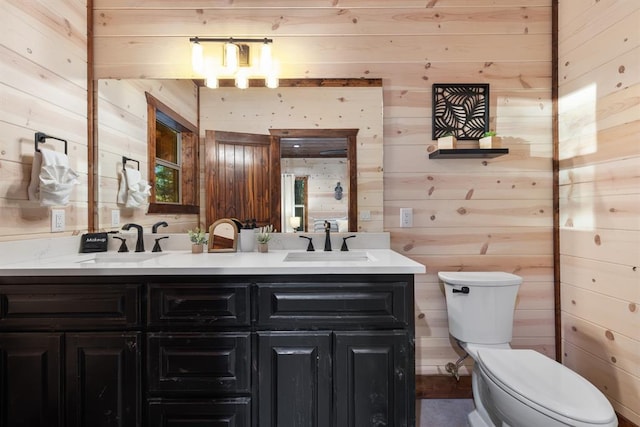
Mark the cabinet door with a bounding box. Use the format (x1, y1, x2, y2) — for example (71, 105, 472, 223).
(0, 333, 62, 427)
(334, 331, 412, 427)
(258, 332, 331, 427)
(65, 333, 141, 427)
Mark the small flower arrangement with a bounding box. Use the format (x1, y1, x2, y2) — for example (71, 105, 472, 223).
(482, 130, 497, 137)
(256, 225, 274, 244)
(188, 228, 207, 245)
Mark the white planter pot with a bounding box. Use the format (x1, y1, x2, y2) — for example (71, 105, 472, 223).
(479, 136, 495, 149)
(239, 229, 256, 252)
(437, 135, 457, 149)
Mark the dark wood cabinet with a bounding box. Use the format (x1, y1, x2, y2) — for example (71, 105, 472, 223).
(65, 333, 141, 427)
(0, 333, 62, 427)
(334, 331, 412, 427)
(257, 331, 332, 427)
(0, 274, 415, 426)
(0, 282, 142, 427)
(256, 278, 414, 427)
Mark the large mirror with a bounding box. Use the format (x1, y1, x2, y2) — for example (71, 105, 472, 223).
(96, 79, 384, 233)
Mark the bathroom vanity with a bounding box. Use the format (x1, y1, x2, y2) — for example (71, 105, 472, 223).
(0, 240, 424, 427)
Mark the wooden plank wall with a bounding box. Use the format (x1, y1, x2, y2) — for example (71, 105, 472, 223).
(199, 86, 384, 232)
(4, 3, 638, 422)
(558, 1, 640, 424)
(0, 0, 88, 241)
(97, 79, 200, 232)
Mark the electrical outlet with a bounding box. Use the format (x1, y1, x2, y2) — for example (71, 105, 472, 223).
(51, 209, 65, 232)
(111, 209, 120, 227)
(360, 210, 371, 221)
(400, 208, 413, 228)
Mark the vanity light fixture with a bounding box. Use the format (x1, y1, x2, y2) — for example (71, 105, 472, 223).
(190, 37, 278, 89)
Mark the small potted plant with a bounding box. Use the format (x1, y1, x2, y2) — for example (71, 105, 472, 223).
(256, 225, 274, 253)
(479, 130, 498, 149)
(188, 227, 207, 253)
(437, 132, 457, 149)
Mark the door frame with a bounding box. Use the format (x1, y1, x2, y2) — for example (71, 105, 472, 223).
(269, 129, 358, 232)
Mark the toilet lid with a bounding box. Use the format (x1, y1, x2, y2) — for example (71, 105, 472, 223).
(477, 349, 616, 425)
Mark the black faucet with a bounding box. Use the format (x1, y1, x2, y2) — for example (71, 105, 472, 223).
(341, 235, 356, 252)
(152, 236, 169, 252)
(113, 236, 129, 253)
(324, 221, 332, 252)
(300, 235, 315, 251)
(152, 221, 168, 233)
(122, 223, 145, 252)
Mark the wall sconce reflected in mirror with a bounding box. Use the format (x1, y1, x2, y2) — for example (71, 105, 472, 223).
(334, 182, 343, 200)
(289, 216, 301, 232)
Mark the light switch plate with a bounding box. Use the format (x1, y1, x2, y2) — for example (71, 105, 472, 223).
(400, 208, 413, 228)
(111, 209, 120, 227)
(51, 209, 65, 232)
(360, 210, 371, 221)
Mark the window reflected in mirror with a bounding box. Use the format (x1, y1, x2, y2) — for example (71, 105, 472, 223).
(154, 119, 181, 203)
(146, 92, 199, 214)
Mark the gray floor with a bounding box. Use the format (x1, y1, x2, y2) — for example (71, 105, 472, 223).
(418, 399, 475, 427)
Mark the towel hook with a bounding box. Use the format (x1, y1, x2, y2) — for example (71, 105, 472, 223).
(34, 132, 68, 154)
(122, 156, 140, 171)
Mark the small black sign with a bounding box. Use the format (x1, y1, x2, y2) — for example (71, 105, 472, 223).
(80, 232, 109, 253)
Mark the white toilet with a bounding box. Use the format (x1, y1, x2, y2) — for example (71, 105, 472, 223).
(439, 271, 618, 427)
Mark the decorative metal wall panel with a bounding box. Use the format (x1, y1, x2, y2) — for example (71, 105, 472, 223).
(432, 84, 489, 140)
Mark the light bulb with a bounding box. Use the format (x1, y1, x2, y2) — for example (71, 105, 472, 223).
(191, 41, 204, 75)
(235, 69, 249, 89)
(225, 42, 239, 73)
(260, 42, 272, 74)
(205, 75, 219, 89)
(265, 73, 279, 89)
(265, 59, 279, 89)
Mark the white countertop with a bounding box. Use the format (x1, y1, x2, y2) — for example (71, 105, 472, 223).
(0, 234, 425, 276)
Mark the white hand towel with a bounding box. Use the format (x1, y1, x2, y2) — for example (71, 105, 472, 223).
(117, 169, 128, 205)
(124, 168, 151, 208)
(28, 148, 79, 206)
(27, 151, 43, 201)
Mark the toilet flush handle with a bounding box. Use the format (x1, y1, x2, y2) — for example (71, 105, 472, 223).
(452, 286, 470, 294)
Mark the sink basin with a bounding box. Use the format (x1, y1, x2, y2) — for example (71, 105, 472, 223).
(77, 253, 167, 264)
(283, 251, 371, 262)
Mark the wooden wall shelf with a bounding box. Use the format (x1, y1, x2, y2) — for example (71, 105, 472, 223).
(428, 148, 509, 159)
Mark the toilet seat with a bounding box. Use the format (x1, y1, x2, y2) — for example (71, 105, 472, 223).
(476, 349, 617, 426)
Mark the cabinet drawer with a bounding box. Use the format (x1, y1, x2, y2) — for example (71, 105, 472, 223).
(257, 281, 410, 329)
(147, 332, 251, 395)
(0, 284, 141, 330)
(147, 398, 251, 427)
(148, 284, 250, 327)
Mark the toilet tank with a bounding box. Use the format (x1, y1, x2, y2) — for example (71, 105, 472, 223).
(439, 272, 522, 345)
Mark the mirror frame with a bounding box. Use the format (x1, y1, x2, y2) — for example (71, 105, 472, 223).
(208, 218, 239, 252)
(270, 128, 358, 232)
(90, 79, 382, 233)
